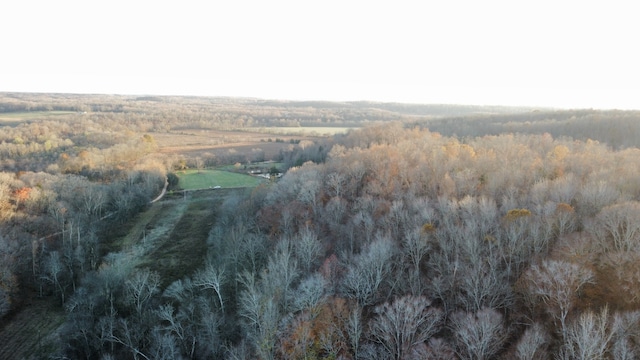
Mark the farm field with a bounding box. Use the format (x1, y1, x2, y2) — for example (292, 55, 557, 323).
(176, 169, 266, 190)
(152, 129, 305, 159)
(0, 110, 77, 125)
(242, 126, 354, 136)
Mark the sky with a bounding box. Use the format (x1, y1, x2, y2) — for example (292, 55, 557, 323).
(1, 0, 639, 109)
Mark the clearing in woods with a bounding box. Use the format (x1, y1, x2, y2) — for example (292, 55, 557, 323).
(176, 169, 266, 190)
(114, 188, 240, 287)
(136, 195, 217, 287)
(0, 188, 239, 358)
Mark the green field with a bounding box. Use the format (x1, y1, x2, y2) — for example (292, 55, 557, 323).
(177, 169, 265, 189)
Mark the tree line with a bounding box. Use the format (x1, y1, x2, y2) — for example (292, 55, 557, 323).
(1, 92, 538, 133)
(418, 108, 640, 149)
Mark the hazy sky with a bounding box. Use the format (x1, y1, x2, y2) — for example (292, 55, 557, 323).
(2, 0, 638, 109)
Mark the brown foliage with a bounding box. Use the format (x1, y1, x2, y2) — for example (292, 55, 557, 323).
(277, 297, 353, 359)
(12, 187, 31, 208)
(504, 208, 532, 222)
(585, 251, 640, 311)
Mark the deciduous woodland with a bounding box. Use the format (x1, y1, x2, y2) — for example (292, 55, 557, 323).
(2, 93, 640, 359)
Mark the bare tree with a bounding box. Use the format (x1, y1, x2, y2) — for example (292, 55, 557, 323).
(577, 179, 620, 217)
(612, 337, 636, 360)
(293, 226, 323, 274)
(347, 304, 363, 359)
(109, 317, 151, 360)
(559, 307, 612, 360)
(369, 295, 443, 360)
(264, 238, 300, 312)
(194, 263, 226, 313)
(237, 271, 279, 360)
(155, 303, 198, 358)
(234, 230, 268, 275)
(323, 196, 347, 226)
(149, 328, 183, 360)
(515, 323, 549, 360)
(422, 338, 457, 360)
(590, 201, 640, 252)
(554, 202, 577, 237)
(79, 183, 107, 219)
(224, 339, 253, 360)
(196, 302, 222, 358)
(295, 165, 321, 213)
(450, 307, 507, 360)
(500, 208, 533, 277)
(341, 234, 395, 306)
(124, 268, 161, 317)
(459, 257, 514, 312)
(292, 273, 326, 313)
(611, 310, 640, 359)
(163, 279, 196, 306)
(41, 250, 67, 304)
(520, 260, 594, 337)
(402, 228, 430, 295)
(351, 205, 376, 246)
(326, 172, 346, 198)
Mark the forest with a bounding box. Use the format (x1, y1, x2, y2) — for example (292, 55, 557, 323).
(2, 92, 640, 359)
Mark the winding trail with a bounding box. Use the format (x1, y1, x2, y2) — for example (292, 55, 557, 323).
(150, 177, 169, 203)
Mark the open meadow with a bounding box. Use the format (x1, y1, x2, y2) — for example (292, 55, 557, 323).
(176, 169, 266, 189)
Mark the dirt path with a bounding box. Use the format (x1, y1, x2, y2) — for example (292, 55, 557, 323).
(150, 177, 169, 203)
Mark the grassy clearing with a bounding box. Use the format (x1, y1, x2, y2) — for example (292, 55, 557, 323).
(176, 169, 265, 189)
(137, 196, 219, 287)
(108, 190, 229, 288)
(103, 200, 188, 255)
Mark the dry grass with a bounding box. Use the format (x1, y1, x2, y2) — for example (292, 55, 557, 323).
(137, 194, 223, 287)
(242, 126, 353, 136)
(151, 129, 304, 159)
